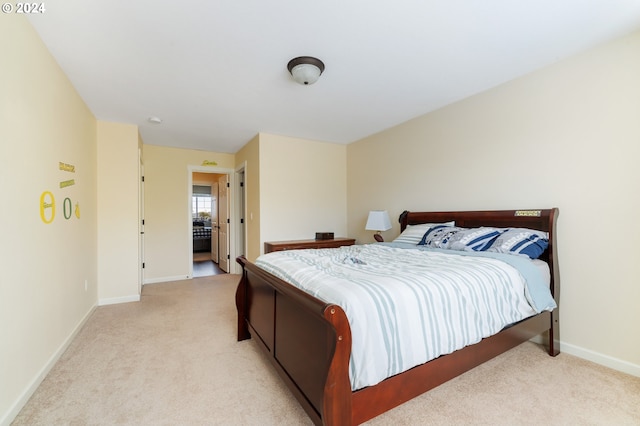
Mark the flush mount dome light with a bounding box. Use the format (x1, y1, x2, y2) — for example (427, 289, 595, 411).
(287, 56, 325, 85)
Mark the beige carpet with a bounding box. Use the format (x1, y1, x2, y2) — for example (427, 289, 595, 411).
(13, 275, 640, 425)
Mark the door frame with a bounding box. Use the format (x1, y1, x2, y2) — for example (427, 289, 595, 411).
(210, 181, 219, 263)
(138, 149, 145, 294)
(216, 173, 230, 272)
(234, 162, 246, 261)
(187, 165, 237, 276)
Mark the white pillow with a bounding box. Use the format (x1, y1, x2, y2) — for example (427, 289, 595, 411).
(392, 221, 455, 245)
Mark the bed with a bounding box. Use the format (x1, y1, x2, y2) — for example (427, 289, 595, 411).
(235, 208, 560, 425)
(193, 222, 212, 252)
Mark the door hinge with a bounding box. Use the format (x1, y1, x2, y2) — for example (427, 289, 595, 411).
(226, 182, 230, 188)
(240, 218, 244, 224)
(240, 181, 244, 187)
(141, 176, 145, 182)
(141, 219, 145, 225)
(142, 262, 145, 269)
(227, 254, 230, 260)
(227, 218, 230, 224)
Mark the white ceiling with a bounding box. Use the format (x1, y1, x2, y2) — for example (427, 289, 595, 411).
(28, 1, 640, 154)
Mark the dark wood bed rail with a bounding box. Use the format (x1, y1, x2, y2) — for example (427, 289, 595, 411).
(236, 208, 560, 425)
(235, 256, 353, 425)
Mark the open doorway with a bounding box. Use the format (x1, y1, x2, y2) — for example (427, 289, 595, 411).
(188, 164, 246, 277)
(191, 171, 228, 277)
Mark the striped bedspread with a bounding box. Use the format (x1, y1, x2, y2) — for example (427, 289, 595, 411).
(255, 244, 556, 391)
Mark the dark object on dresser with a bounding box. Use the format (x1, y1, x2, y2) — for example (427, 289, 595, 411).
(315, 232, 335, 240)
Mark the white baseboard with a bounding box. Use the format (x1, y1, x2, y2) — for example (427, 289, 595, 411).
(143, 275, 190, 285)
(561, 341, 640, 378)
(528, 335, 640, 378)
(98, 294, 140, 306)
(0, 303, 97, 426)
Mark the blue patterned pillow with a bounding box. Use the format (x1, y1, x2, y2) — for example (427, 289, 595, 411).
(485, 228, 549, 259)
(392, 222, 455, 245)
(418, 225, 463, 248)
(446, 227, 503, 252)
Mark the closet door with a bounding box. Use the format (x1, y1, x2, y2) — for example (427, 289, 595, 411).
(210, 182, 219, 263)
(218, 174, 230, 272)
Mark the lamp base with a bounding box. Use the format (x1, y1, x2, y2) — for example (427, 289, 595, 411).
(374, 233, 384, 242)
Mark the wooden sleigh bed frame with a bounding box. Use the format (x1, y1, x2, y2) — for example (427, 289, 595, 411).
(235, 209, 560, 425)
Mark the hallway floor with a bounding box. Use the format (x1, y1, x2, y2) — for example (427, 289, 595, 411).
(193, 252, 226, 277)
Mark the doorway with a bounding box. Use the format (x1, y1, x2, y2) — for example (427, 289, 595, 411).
(188, 166, 245, 277)
(191, 172, 228, 277)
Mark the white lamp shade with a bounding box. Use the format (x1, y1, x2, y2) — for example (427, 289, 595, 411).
(290, 63, 322, 85)
(365, 210, 392, 232)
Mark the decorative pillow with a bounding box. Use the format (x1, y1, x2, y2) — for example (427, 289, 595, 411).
(446, 227, 503, 252)
(392, 221, 455, 245)
(418, 225, 464, 248)
(486, 228, 549, 259)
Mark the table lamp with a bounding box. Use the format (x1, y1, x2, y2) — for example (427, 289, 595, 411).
(365, 210, 392, 242)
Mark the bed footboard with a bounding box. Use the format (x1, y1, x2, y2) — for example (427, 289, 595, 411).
(235, 256, 352, 426)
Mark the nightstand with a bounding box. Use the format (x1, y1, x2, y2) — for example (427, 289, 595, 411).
(264, 238, 356, 254)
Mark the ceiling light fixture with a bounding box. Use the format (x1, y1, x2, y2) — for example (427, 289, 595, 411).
(287, 56, 325, 85)
(148, 116, 162, 124)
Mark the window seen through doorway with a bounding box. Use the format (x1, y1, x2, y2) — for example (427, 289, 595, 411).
(192, 185, 214, 225)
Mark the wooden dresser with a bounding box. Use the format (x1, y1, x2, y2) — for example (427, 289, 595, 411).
(264, 237, 356, 254)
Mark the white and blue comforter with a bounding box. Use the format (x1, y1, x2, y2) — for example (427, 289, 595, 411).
(255, 243, 556, 391)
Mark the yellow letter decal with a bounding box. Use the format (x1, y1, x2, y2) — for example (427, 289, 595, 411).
(40, 191, 55, 224)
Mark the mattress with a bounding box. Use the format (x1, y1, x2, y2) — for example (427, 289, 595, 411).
(256, 243, 556, 390)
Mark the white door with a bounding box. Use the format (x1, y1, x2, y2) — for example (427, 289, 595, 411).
(210, 182, 219, 263)
(238, 170, 245, 258)
(138, 155, 145, 294)
(218, 174, 230, 272)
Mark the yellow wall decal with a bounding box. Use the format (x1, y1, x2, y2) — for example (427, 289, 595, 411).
(59, 179, 75, 188)
(42, 162, 81, 223)
(201, 160, 218, 166)
(58, 162, 75, 173)
(40, 191, 55, 224)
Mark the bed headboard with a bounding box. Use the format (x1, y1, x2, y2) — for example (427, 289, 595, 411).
(398, 208, 560, 302)
(399, 208, 557, 234)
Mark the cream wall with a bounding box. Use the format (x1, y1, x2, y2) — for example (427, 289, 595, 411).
(97, 121, 140, 304)
(347, 31, 640, 374)
(234, 135, 260, 261)
(0, 16, 98, 424)
(259, 133, 348, 249)
(142, 145, 234, 281)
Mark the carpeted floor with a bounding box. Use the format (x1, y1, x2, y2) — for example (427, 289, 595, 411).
(12, 275, 640, 425)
